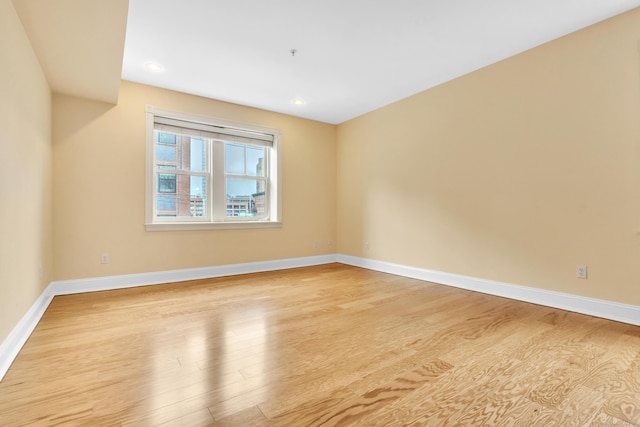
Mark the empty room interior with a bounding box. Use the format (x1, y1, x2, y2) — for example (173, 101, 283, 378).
(2, 0, 640, 425)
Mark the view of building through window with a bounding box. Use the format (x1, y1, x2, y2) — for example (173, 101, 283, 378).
(154, 131, 267, 218)
(224, 142, 266, 217)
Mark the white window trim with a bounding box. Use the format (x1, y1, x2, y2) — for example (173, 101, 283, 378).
(145, 105, 282, 231)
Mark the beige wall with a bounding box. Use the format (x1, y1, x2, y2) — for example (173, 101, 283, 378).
(337, 9, 640, 305)
(0, 0, 52, 342)
(53, 81, 336, 281)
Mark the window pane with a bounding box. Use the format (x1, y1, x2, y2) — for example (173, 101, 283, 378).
(157, 132, 176, 144)
(158, 173, 176, 193)
(156, 144, 176, 162)
(225, 142, 245, 174)
(174, 174, 206, 217)
(156, 133, 207, 172)
(190, 176, 207, 217)
(157, 195, 176, 216)
(226, 178, 266, 217)
(190, 138, 206, 172)
(156, 174, 207, 218)
(246, 145, 265, 177)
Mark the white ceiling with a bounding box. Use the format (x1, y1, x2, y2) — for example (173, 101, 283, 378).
(13, 1, 640, 124)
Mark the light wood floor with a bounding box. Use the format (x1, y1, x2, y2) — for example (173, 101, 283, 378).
(1, 264, 639, 426)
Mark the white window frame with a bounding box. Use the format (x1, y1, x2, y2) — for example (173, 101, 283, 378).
(145, 105, 282, 231)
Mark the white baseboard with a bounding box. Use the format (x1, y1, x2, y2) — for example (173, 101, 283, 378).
(50, 254, 338, 295)
(0, 290, 54, 382)
(0, 254, 337, 381)
(337, 254, 640, 327)
(3, 253, 639, 382)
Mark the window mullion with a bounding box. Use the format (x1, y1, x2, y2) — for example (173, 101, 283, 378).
(211, 141, 225, 221)
(155, 169, 208, 177)
(224, 173, 259, 180)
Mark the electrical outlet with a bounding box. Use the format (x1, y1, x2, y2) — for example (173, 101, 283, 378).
(101, 253, 110, 264)
(364, 242, 370, 250)
(576, 265, 587, 279)
(314, 240, 319, 248)
(327, 239, 333, 246)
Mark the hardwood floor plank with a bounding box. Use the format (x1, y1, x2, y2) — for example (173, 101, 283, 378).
(211, 405, 267, 426)
(528, 364, 582, 410)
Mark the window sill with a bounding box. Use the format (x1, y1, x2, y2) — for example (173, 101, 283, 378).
(145, 221, 282, 231)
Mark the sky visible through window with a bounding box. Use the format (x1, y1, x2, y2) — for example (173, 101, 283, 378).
(190, 138, 205, 197)
(224, 143, 264, 196)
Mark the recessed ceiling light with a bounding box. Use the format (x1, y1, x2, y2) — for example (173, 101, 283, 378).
(292, 98, 306, 106)
(145, 62, 164, 72)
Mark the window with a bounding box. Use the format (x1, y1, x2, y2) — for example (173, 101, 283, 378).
(146, 106, 282, 230)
